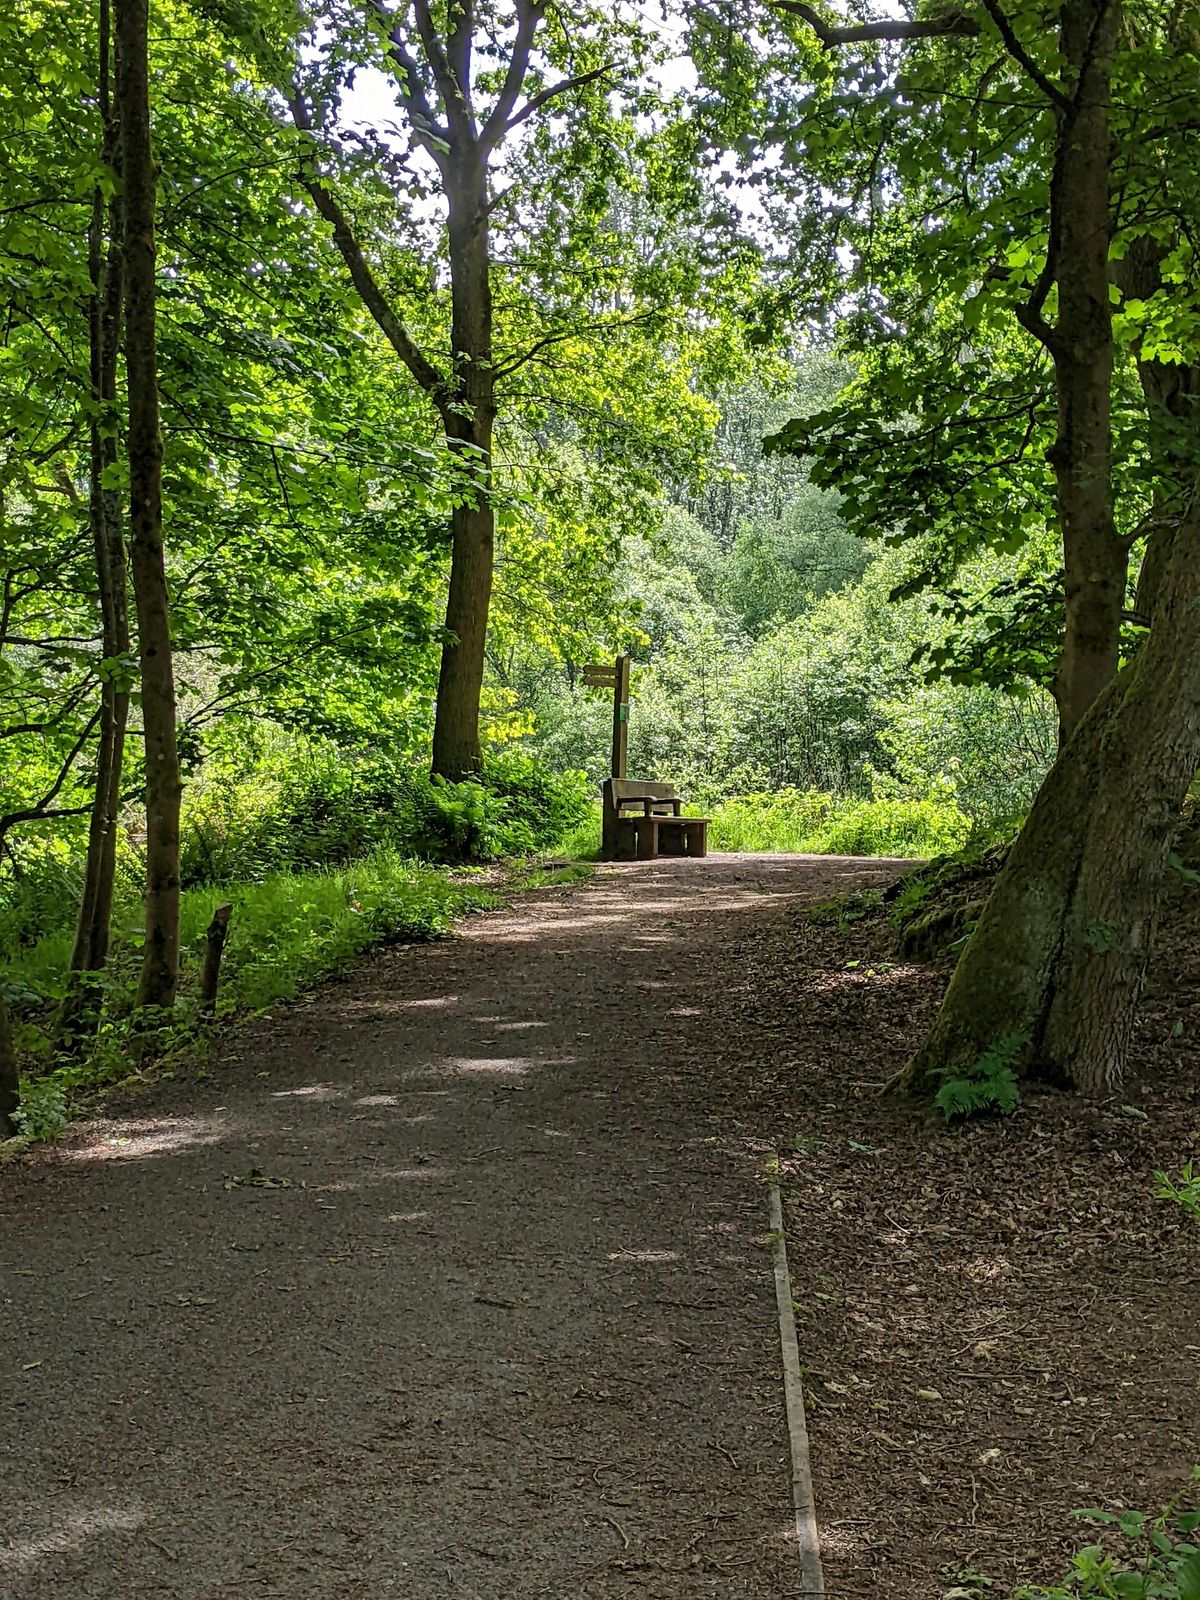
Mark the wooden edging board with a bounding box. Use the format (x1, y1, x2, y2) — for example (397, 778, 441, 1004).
(769, 1174, 826, 1598)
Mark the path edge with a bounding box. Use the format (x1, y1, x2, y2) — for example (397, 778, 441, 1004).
(769, 1173, 826, 1598)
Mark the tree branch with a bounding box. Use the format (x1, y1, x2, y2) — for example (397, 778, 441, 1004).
(287, 93, 450, 409)
(363, 0, 451, 151)
(979, 0, 1069, 107)
(479, 0, 544, 150)
(446, 0, 475, 114)
(494, 311, 660, 378)
(772, 0, 980, 46)
(411, 0, 474, 138)
(499, 62, 619, 139)
(0, 707, 102, 835)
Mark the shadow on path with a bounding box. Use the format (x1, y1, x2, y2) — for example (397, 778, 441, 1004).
(0, 853, 905, 1599)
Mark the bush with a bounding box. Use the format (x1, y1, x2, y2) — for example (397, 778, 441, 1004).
(814, 795, 971, 857)
(1, 732, 594, 973)
(176, 738, 593, 880)
(705, 789, 835, 852)
(478, 750, 593, 852)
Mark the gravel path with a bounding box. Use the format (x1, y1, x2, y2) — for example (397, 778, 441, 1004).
(1, 853, 902, 1599)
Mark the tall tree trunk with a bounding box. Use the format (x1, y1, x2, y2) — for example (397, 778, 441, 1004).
(905, 486, 1200, 1096)
(0, 987, 17, 1138)
(1041, 0, 1125, 741)
(432, 161, 495, 782)
(116, 0, 181, 1013)
(62, 0, 130, 1038)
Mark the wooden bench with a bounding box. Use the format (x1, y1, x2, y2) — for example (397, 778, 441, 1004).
(601, 778, 710, 861)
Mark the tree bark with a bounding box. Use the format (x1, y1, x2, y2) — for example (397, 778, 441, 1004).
(116, 0, 181, 1013)
(432, 160, 495, 781)
(0, 988, 17, 1138)
(63, 0, 130, 1038)
(1041, 0, 1125, 742)
(906, 487, 1200, 1096)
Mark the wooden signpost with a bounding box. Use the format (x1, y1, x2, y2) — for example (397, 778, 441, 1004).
(583, 653, 631, 779)
(585, 651, 709, 862)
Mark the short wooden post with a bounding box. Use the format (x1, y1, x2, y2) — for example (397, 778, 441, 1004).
(199, 903, 232, 1016)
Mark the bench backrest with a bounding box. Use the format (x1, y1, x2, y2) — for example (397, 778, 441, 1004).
(601, 777, 682, 857)
(606, 778, 677, 807)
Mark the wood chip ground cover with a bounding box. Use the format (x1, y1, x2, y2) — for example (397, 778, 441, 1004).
(750, 887, 1200, 1598)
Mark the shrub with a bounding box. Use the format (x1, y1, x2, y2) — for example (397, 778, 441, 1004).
(402, 754, 591, 863)
(176, 737, 593, 882)
(815, 795, 971, 858)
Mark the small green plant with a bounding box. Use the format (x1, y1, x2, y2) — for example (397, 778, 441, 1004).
(11, 1079, 69, 1141)
(941, 1566, 994, 1600)
(934, 1031, 1025, 1120)
(1014, 1483, 1200, 1599)
(1156, 1163, 1200, 1220)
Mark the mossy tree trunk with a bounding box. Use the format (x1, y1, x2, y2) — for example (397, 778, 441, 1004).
(907, 490, 1200, 1096)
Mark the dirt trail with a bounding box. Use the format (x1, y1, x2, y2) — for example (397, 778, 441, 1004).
(1, 854, 902, 1600)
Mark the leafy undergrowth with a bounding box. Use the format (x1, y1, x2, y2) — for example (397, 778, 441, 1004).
(1015, 1487, 1200, 1599)
(5, 848, 588, 1143)
(499, 786, 981, 862)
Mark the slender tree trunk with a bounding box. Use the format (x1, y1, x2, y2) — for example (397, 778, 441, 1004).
(63, 0, 130, 1037)
(905, 488, 1200, 1096)
(431, 162, 495, 782)
(0, 986, 17, 1138)
(116, 0, 181, 1012)
(1044, 0, 1125, 741)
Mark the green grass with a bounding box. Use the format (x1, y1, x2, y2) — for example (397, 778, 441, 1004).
(553, 802, 603, 860)
(514, 861, 596, 891)
(6, 848, 504, 1020)
(190, 849, 506, 1013)
(548, 789, 971, 861)
(3, 849, 521, 1141)
(701, 789, 970, 858)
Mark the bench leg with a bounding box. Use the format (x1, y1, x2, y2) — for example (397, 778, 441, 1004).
(658, 824, 685, 857)
(635, 818, 659, 860)
(613, 819, 638, 861)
